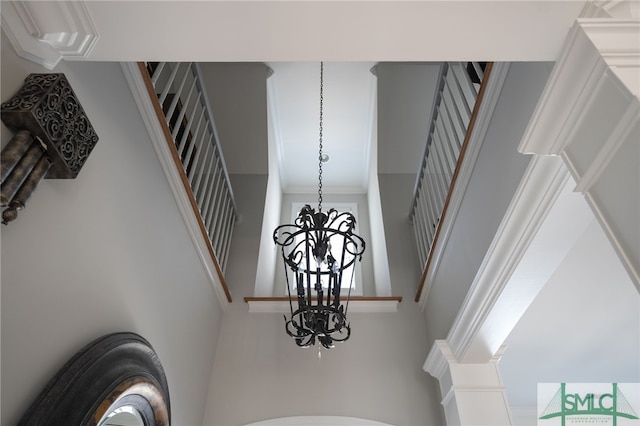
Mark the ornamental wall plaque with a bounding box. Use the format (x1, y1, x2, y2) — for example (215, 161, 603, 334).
(1, 73, 99, 179)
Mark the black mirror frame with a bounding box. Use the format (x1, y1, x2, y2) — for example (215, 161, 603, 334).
(17, 332, 171, 426)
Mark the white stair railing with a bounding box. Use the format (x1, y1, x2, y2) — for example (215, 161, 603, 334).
(410, 62, 489, 296)
(142, 62, 237, 275)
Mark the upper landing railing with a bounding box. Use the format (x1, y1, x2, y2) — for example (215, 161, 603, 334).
(136, 62, 237, 302)
(411, 62, 491, 302)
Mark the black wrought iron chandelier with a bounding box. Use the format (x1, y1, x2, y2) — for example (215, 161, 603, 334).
(273, 62, 366, 350)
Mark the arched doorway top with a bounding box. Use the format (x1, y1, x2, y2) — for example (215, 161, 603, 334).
(244, 416, 394, 426)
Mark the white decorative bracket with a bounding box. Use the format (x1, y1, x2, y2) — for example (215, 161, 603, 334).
(1, 1, 98, 70)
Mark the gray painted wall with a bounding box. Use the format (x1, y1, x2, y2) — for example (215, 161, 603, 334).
(502, 218, 640, 422)
(200, 62, 270, 175)
(377, 174, 423, 301)
(1, 36, 223, 425)
(203, 175, 444, 425)
(376, 62, 440, 175)
(423, 62, 553, 344)
(199, 62, 445, 425)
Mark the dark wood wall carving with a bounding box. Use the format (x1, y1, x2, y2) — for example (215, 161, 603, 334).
(1, 73, 99, 178)
(0, 73, 99, 224)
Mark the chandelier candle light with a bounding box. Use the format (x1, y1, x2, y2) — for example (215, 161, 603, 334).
(273, 62, 366, 352)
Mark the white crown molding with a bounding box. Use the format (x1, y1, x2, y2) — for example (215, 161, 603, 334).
(519, 19, 639, 156)
(444, 156, 572, 362)
(578, 18, 640, 67)
(580, 1, 614, 18)
(121, 62, 230, 310)
(580, 1, 640, 19)
(518, 21, 602, 155)
(574, 100, 640, 193)
(518, 17, 640, 291)
(1, 0, 98, 70)
(418, 62, 511, 310)
(423, 339, 456, 380)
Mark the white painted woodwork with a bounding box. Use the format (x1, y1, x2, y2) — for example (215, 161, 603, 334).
(519, 19, 640, 290)
(367, 111, 393, 297)
(253, 70, 284, 297)
(443, 158, 594, 364)
(121, 62, 230, 308)
(1, 0, 98, 69)
(500, 218, 640, 421)
(1, 1, 586, 62)
(421, 62, 552, 345)
(425, 341, 513, 426)
(416, 62, 511, 309)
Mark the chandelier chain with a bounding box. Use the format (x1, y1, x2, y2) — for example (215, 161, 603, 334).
(318, 61, 324, 213)
(273, 61, 367, 350)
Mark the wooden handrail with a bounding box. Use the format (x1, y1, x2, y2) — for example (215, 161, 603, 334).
(244, 296, 403, 303)
(137, 62, 232, 303)
(414, 62, 494, 303)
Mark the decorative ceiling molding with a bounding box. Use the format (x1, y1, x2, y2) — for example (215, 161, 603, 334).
(1, 0, 98, 70)
(573, 100, 639, 193)
(580, 1, 615, 18)
(518, 18, 640, 290)
(424, 339, 509, 409)
(423, 339, 456, 380)
(442, 156, 590, 363)
(579, 19, 640, 75)
(519, 23, 604, 155)
(519, 19, 639, 155)
(579, 1, 639, 19)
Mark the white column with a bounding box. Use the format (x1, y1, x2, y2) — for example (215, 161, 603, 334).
(422, 15, 639, 425)
(425, 340, 512, 426)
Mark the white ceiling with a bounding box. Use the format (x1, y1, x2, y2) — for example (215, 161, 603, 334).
(265, 61, 442, 194)
(267, 62, 377, 194)
(79, 1, 586, 62)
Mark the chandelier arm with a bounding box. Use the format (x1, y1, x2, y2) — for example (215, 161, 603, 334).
(283, 246, 295, 318)
(344, 256, 357, 318)
(329, 324, 351, 343)
(304, 228, 313, 312)
(344, 234, 366, 259)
